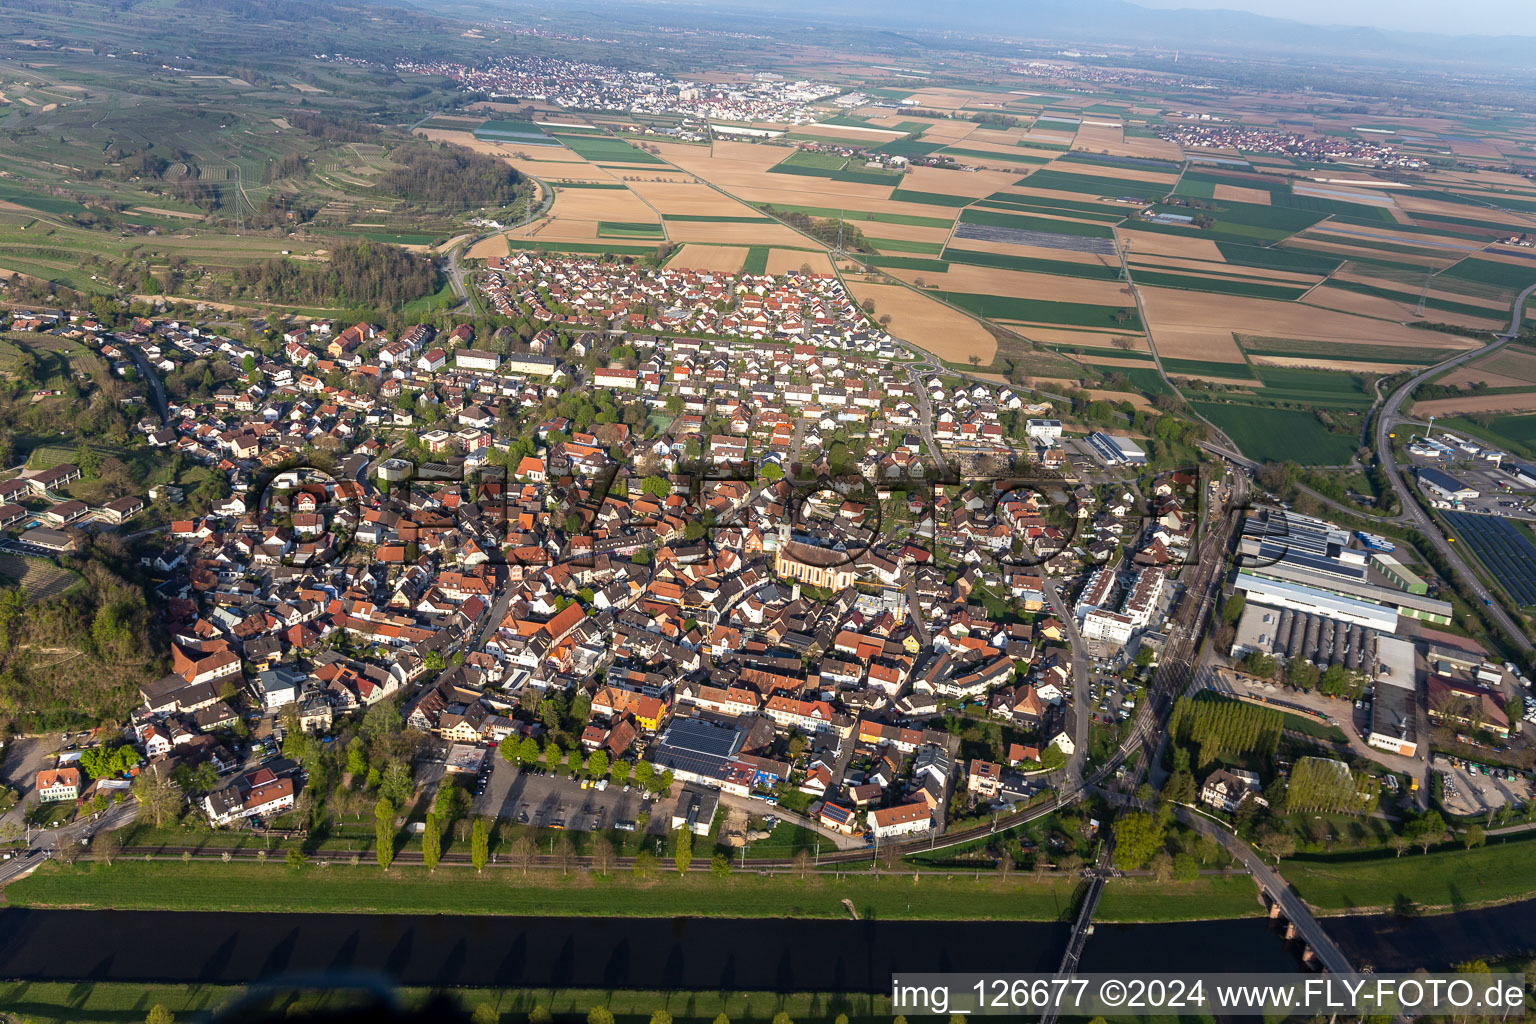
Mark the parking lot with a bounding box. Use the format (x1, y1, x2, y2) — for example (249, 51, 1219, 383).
(471, 756, 659, 834)
(0, 736, 56, 828)
(1432, 755, 1534, 816)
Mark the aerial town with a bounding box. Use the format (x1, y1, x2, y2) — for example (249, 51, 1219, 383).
(4, 244, 1528, 872)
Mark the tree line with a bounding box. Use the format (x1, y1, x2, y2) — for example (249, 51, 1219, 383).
(1168, 694, 1281, 767)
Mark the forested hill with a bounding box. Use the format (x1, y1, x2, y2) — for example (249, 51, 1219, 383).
(229, 241, 441, 311)
(0, 549, 163, 729)
(380, 143, 525, 209)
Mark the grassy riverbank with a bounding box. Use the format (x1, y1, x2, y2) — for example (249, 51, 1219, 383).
(0, 980, 900, 1024)
(5, 859, 1260, 922)
(1284, 832, 1536, 913)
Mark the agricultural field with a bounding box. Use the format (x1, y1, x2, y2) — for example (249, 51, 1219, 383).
(1189, 402, 1362, 465)
(0, 553, 77, 600)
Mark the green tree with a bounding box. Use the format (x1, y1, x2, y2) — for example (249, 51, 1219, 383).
(587, 1008, 615, 1024)
(472, 816, 489, 872)
(471, 1005, 499, 1024)
(674, 827, 693, 874)
(422, 812, 441, 872)
(517, 737, 540, 766)
(634, 761, 654, 788)
(651, 1012, 673, 1024)
(529, 1008, 553, 1024)
(633, 849, 657, 878)
(375, 796, 396, 870)
(345, 738, 368, 777)
(147, 1005, 175, 1024)
(1163, 769, 1196, 804)
(380, 759, 414, 807)
(642, 475, 671, 498)
(286, 848, 306, 871)
(611, 759, 631, 785)
(1111, 811, 1164, 871)
(362, 699, 402, 740)
(1464, 824, 1486, 850)
(588, 749, 610, 778)
(1221, 593, 1246, 624)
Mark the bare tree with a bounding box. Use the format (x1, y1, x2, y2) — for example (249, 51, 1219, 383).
(92, 831, 121, 866)
(508, 835, 536, 875)
(792, 848, 813, 879)
(591, 837, 616, 875)
(555, 835, 576, 873)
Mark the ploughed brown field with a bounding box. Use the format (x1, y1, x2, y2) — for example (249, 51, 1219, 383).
(1413, 392, 1536, 416)
(842, 280, 997, 364)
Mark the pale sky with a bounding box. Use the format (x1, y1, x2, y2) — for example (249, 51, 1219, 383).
(1132, 0, 1535, 36)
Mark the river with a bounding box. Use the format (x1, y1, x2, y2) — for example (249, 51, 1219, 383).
(0, 910, 1301, 990)
(1, 904, 1519, 989)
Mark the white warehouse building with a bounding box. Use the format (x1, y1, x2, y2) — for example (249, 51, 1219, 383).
(1233, 572, 1399, 632)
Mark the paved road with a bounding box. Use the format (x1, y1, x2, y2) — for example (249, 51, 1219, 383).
(1174, 804, 1353, 973)
(1044, 578, 1090, 786)
(0, 798, 139, 888)
(1372, 282, 1536, 652)
(127, 346, 169, 425)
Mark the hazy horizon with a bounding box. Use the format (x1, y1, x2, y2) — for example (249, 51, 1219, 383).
(1130, 0, 1533, 37)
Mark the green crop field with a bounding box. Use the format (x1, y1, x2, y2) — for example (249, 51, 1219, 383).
(598, 221, 665, 238)
(940, 147, 1051, 164)
(875, 139, 945, 158)
(864, 255, 948, 271)
(1162, 357, 1256, 379)
(941, 248, 1121, 279)
(958, 207, 1115, 238)
(935, 292, 1143, 330)
(866, 237, 945, 254)
(778, 150, 849, 171)
(975, 198, 1127, 223)
(888, 189, 976, 208)
(662, 214, 774, 223)
(1017, 168, 1173, 200)
(552, 134, 666, 164)
(1238, 336, 1459, 364)
(762, 204, 954, 228)
(1252, 366, 1371, 405)
(1441, 256, 1536, 291)
(742, 247, 770, 274)
(1190, 402, 1360, 464)
(1216, 242, 1342, 274)
(1132, 269, 1312, 300)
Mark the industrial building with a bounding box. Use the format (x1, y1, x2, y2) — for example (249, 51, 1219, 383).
(1238, 508, 1452, 624)
(1366, 636, 1418, 758)
(1087, 432, 1147, 466)
(1416, 467, 1479, 503)
(1233, 572, 1400, 632)
(1371, 552, 1428, 596)
(1229, 601, 1382, 672)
